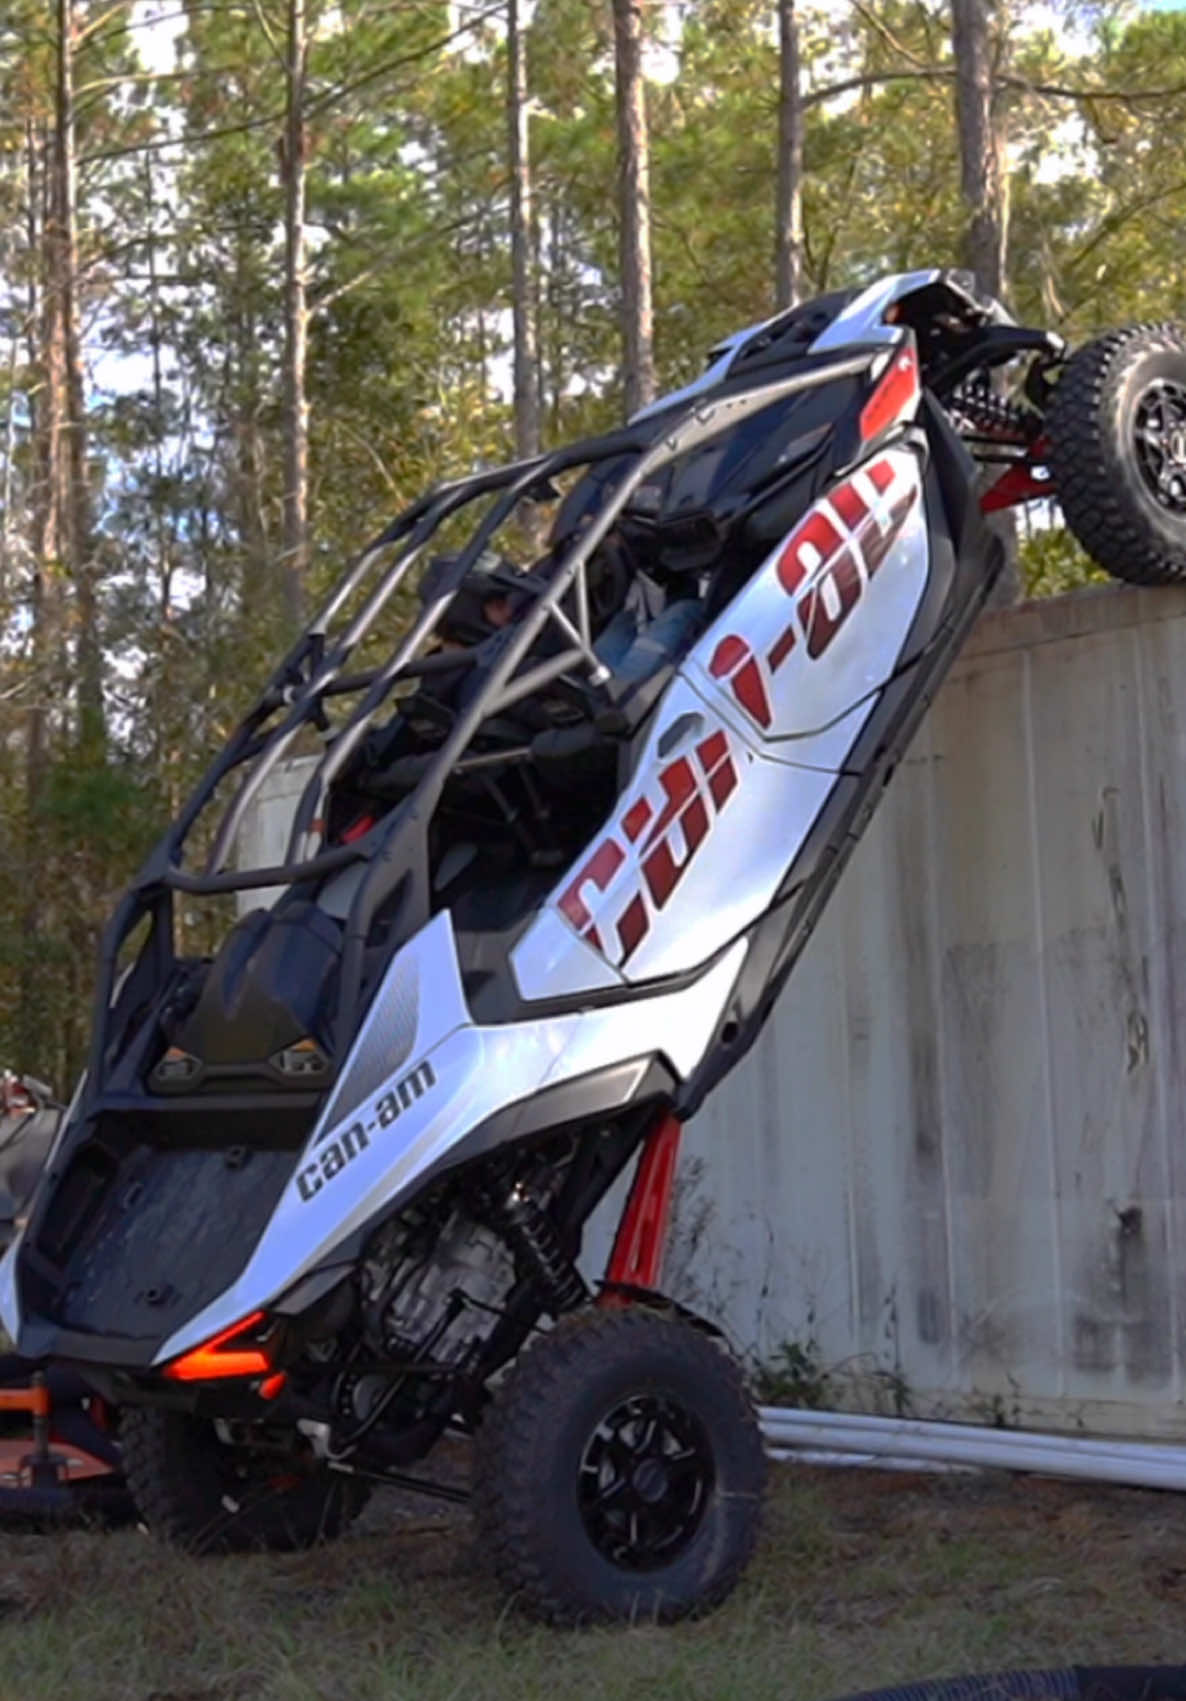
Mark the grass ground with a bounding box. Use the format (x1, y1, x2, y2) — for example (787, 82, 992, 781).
(0, 1459, 1184, 1701)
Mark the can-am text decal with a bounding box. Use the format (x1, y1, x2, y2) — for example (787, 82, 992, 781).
(297, 1058, 437, 1202)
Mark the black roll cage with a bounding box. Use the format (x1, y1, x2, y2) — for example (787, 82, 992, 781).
(85, 318, 1046, 1102)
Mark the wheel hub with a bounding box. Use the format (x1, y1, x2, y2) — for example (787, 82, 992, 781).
(577, 1394, 713, 1573)
(631, 1456, 670, 1504)
(1134, 379, 1186, 514)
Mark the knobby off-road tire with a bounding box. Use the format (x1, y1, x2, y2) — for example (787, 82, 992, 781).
(121, 1407, 369, 1555)
(1046, 323, 1186, 586)
(474, 1308, 766, 1625)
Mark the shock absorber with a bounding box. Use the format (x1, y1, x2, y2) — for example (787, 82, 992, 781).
(498, 1182, 588, 1316)
(951, 377, 1037, 442)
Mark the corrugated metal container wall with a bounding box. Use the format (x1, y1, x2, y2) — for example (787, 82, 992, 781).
(242, 583, 1186, 1439)
(655, 583, 1186, 1439)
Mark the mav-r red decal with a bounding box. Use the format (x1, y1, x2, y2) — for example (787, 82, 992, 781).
(709, 456, 919, 731)
(557, 728, 739, 968)
(555, 461, 919, 967)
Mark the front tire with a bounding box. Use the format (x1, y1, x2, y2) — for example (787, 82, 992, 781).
(120, 1407, 369, 1554)
(474, 1309, 766, 1624)
(1046, 323, 1186, 586)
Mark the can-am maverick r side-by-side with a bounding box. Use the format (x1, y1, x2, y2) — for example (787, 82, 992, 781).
(4, 271, 1186, 1622)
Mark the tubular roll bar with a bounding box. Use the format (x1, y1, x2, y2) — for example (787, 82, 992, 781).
(85, 346, 880, 1089)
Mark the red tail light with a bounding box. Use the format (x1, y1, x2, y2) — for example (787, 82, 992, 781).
(163, 1311, 273, 1382)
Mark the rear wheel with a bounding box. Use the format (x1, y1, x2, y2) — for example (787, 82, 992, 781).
(1046, 323, 1186, 586)
(474, 1308, 765, 1624)
(120, 1407, 368, 1554)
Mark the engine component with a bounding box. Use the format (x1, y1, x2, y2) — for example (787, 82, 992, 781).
(362, 1204, 516, 1371)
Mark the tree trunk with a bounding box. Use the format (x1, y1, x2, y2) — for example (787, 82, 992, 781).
(612, 0, 655, 417)
(0, 332, 18, 603)
(233, 275, 272, 627)
(547, 194, 564, 436)
(533, 174, 546, 448)
(950, 0, 1008, 301)
(143, 152, 178, 803)
(951, 0, 1018, 606)
(21, 121, 58, 1074)
(281, 0, 309, 627)
(54, 0, 103, 756)
(774, 0, 805, 311)
(507, 0, 540, 464)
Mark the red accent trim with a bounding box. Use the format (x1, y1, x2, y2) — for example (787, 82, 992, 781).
(709, 634, 747, 678)
(709, 638, 772, 728)
(643, 780, 710, 908)
(798, 548, 862, 659)
(642, 839, 680, 907)
(859, 342, 920, 443)
(559, 724, 740, 968)
(341, 813, 375, 844)
(602, 1113, 683, 1294)
(163, 1311, 272, 1383)
(622, 798, 653, 843)
(861, 486, 919, 577)
(708, 756, 738, 808)
(733, 658, 772, 727)
(695, 730, 728, 771)
(980, 460, 1053, 513)
(558, 839, 626, 933)
(767, 621, 798, 673)
(867, 458, 895, 495)
(828, 480, 870, 531)
(681, 792, 709, 855)
(779, 509, 842, 594)
(616, 893, 649, 958)
(697, 731, 738, 808)
(641, 759, 697, 852)
(259, 1371, 288, 1401)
